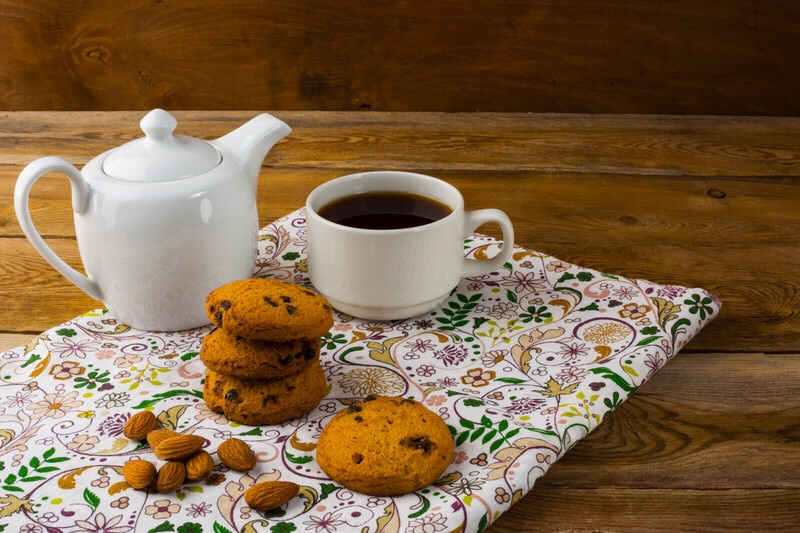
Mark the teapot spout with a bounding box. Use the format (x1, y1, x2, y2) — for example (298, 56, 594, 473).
(212, 113, 291, 190)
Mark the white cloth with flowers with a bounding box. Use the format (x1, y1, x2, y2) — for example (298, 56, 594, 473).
(0, 208, 719, 533)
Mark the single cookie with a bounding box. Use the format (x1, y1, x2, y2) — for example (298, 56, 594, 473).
(200, 327, 321, 380)
(203, 363, 327, 425)
(316, 395, 454, 496)
(205, 278, 333, 342)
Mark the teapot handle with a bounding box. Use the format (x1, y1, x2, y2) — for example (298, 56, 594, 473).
(14, 156, 104, 301)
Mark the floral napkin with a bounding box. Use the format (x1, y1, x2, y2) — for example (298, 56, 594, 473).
(0, 208, 719, 533)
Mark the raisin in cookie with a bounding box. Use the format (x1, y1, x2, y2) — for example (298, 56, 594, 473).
(205, 278, 333, 342)
(316, 395, 454, 496)
(200, 327, 321, 380)
(203, 363, 327, 425)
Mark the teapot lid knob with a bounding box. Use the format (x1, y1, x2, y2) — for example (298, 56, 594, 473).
(102, 109, 221, 182)
(140, 108, 178, 141)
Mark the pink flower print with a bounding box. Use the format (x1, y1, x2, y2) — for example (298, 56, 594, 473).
(5, 390, 34, 408)
(488, 301, 517, 319)
(417, 364, 436, 377)
(657, 285, 686, 300)
(546, 260, 571, 273)
(433, 344, 468, 367)
(452, 450, 469, 464)
(558, 342, 589, 362)
(186, 502, 213, 518)
(413, 319, 434, 330)
(195, 402, 229, 424)
(404, 338, 435, 353)
(94, 392, 130, 409)
(28, 391, 83, 419)
(145, 499, 180, 520)
(481, 350, 507, 368)
(303, 510, 347, 533)
(406, 512, 448, 533)
(357, 321, 388, 334)
(74, 512, 133, 533)
(68, 434, 100, 452)
(110, 496, 129, 509)
(495, 487, 512, 504)
(113, 354, 142, 369)
(49, 361, 85, 380)
(470, 452, 489, 466)
(460, 368, 496, 388)
(506, 396, 546, 415)
(612, 286, 639, 300)
(618, 303, 651, 320)
(95, 349, 115, 360)
(50, 336, 98, 359)
(501, 270, 546, 293)
(556, 365, 588, 384)
(425, 394, 447, 407)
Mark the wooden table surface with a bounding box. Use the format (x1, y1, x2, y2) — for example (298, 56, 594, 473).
(1, 111, 798, 532)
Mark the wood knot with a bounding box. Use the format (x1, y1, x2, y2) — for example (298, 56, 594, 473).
(707, 188, 727, 199)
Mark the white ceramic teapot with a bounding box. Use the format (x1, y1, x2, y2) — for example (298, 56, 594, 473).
(14, 109, 291, 331)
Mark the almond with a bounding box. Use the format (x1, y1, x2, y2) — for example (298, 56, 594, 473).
(217, 437, 256, 471)
(244, 481, 300, 511)
(153, 434, 205, 461)
(185, 450, 215, 481)
(123, 411, 158, 441)
(156, 461, 186, 492)
(122, 459, 156, 489)
(146, 429, 181, 449)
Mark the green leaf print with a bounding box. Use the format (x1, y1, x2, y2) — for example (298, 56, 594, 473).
(213, 522, 234, 533)
(285, 451, 314, 464)
(408, 492, 431, 518)
(180, 351, 200, 361)
(636, 336, 661, 346)
(1, 447, 69, 492)
(83, 487, 100, 509)
(588, 367, 636, 393)
(131, 389, 204, 409)
(436, 293, 481, 331)
(450, 417, 522, 453)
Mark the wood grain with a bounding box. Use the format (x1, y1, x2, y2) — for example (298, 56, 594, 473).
(0, 1, 797, 114)
(1, 111, 798, 532)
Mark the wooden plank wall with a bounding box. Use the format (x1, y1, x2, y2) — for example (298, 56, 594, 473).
(0, 0, 797, 115)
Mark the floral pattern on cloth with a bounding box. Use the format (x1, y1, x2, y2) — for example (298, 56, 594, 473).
(0, 208, 719, 533)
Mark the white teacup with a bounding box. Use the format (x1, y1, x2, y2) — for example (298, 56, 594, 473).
(305, 171, 514, 320)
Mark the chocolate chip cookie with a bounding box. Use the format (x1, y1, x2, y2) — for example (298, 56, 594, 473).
(200, 327, 321, 380)
(316, 395, 454, 496)
(203, 362, 327, 426)
(205, 278, 333, 342)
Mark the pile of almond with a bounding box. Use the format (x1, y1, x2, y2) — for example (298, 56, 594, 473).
(122, 410, 298, 510)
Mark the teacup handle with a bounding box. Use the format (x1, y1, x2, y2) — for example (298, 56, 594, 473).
(461, 209, 515, 277)
(14, 156, 104, 301)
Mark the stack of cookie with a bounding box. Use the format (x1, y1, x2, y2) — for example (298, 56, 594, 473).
(200, 278, 333, 426)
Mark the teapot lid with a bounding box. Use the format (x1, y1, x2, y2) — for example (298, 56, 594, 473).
(102, 109, 221, 182)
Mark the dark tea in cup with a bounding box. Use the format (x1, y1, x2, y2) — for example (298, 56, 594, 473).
(318, 191, 452, 230)
(305, 171, 514, 320)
